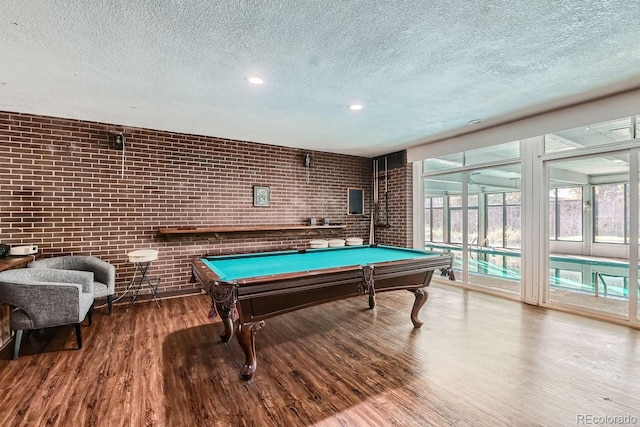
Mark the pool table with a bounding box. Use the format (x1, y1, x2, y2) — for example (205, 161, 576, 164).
(191, 244, 452, 380)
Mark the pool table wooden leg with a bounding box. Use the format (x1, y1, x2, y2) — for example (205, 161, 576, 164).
(409, 288, 429, 328)
(238, 320, 265, 380)
(368, 294, 376, 309)
(218, 304, 234, 343)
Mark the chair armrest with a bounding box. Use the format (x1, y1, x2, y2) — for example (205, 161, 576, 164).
(27, 257, 64, 269)
(82, 257, 115, 292)
(29, 256, 114, 293)
(0, 281, 84, 327)
(35, 269, 94, 294)
(0, 268, 94, 294)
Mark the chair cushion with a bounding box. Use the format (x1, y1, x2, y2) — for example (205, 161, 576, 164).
(78, 293, 94, 321)
(93, 281, 109, 298)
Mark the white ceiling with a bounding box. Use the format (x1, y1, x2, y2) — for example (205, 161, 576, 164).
(2, 1, 640, 157)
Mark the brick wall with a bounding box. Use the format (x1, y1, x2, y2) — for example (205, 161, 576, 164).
(0, 111, 375, 300)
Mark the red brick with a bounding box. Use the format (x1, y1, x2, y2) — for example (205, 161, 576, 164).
(0, 110, 418, 299)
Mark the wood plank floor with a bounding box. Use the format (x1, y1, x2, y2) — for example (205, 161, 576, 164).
(1, 283, 639, 426)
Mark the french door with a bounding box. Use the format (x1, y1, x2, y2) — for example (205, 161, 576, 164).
(543, 149, 639, 323)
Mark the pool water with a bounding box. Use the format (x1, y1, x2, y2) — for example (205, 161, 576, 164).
(428, 244, 639, 299)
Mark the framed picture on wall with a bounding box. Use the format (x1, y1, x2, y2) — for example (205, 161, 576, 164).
(253, 185, 270, 207)
(347, 188, 364, 214)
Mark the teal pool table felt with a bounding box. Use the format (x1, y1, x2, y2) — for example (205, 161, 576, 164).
(202, 245, 440, 281)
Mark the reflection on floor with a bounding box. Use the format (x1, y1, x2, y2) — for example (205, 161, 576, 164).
(549, 289, 629, 317)
(440, 274, 636, 320)
(2, 287, 640, 425)
(467, 274, 520, 295)
(429, 243, 637, 321)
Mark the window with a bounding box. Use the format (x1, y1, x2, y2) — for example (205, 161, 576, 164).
(486, 195, 504, 247)
(549, 191, 556, 240)
(549, 187, 583, 241)
(505, 192, 521, 248)
(449, 196, 463, 244)
(485, 192, 522, 249)
(467, 194, 479, 245)
(448, 195, 479, 244)
(423, 141, 520, 173)
(594, 183, 627, 244)
(464, 142, 520, 166)
(449, 209, 464, 244)
(545, 117, 636, 154)
(425, 196, 444, 242)
(423, 154, 463, 173)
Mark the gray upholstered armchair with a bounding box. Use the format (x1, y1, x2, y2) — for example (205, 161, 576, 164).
(0, 268, 94, 360)
(28, 255, 115, 314)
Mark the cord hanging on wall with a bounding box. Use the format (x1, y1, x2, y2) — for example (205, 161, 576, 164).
(111, 132, 126, 179)
(304, 153, 312, 184)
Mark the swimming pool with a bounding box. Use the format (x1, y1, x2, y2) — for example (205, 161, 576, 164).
(425, 243, 638, 298)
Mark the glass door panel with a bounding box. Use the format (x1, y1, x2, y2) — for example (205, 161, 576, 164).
(547, 154, 630, 317)
(637, 151, 640, 322)
(467, 165, 522, 295)
(424, 173, 463, 283)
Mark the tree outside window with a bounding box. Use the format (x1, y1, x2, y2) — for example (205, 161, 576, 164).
(594, 184, 626, 244)
(549, 187, 583, 241)
(486, 192, 521, 249)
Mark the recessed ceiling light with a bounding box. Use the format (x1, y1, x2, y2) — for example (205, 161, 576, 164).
(247, 76, 264, 85)
(349, 104, 363, 111)
(467, 119, 483, 125)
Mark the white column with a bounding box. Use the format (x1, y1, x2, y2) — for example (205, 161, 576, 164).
(521, 136, 545, 305)
(412, 162, 424, 250)
(629, 150, 638, 322)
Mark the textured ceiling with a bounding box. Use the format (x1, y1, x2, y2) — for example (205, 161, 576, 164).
(2, 1, 640, 157)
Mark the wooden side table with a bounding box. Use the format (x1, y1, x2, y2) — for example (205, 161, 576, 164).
(0, 255, 39, 349)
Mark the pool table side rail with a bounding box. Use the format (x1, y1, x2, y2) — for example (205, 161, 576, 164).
(231, 257, 452, 298)
(237, 261, 447, 322)
(192, 259, 364, 287)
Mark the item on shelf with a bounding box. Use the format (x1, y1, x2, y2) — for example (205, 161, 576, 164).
(309, 239, 329, 248)
(9, 245, 38, 256)
(323, 217, 330, 225)
(345, 237, 364, 246)
(309, 218, 317, 226)
(328, 239, 345, 247)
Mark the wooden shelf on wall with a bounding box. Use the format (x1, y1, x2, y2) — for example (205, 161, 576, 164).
(158, 225, 347, 236)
